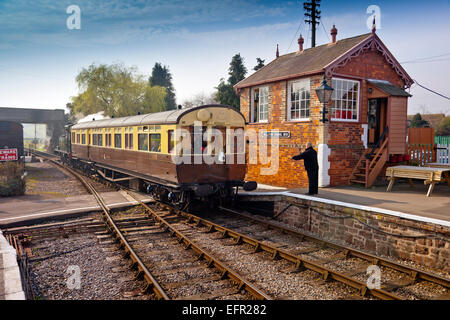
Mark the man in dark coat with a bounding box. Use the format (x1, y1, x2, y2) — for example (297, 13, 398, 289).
(292, 142, 319, 195)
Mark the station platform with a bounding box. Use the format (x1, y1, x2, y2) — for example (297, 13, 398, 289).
(243, 181, 450, 223)
(0, 190, 153, 228)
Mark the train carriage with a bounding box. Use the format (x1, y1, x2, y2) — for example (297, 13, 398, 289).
(67, 105, 256, 206)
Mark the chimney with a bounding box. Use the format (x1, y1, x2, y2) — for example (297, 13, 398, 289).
(276, 44, 279, 58)
(331, 25, 337, 43)
(298, 34, 304, 52)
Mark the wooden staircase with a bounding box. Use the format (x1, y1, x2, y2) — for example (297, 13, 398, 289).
(350, 127, 389, 188)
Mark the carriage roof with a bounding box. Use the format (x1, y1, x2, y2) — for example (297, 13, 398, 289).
(71, 105, 242, 129)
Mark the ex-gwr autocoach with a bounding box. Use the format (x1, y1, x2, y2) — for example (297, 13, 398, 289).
(58, 105, 256, 207)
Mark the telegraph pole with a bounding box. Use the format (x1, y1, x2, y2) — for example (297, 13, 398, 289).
(304, 0, 321, 48)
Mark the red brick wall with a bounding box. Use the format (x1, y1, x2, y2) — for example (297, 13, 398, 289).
(327, 123, 365, 186)
(240, 76, 323, 188)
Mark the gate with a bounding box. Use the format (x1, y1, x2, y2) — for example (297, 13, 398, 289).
(407, 128, 435, 166)
(435, 136, 449, 164)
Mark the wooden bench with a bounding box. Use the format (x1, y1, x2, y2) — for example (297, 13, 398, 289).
(385, 165, 450, 197)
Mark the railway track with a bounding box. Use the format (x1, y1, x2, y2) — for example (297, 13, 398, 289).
(143, 201, 449, 300)
(14, 149, 271, 300)
(23, 149, 449, 300)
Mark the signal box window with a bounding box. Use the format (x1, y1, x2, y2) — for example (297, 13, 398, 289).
(331, 78, 359, 121)
(114, 134, 122, 148)
(150, 134, 161, 152)
(250, 86, 269, 122)
(288, 78, 310, 120)
(138, 133, 148, 151)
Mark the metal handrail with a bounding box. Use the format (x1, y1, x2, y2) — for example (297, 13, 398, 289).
(366, 126, 389, 159)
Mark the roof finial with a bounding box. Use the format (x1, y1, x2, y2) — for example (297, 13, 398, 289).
(330, 24, 338, 43)
(372, 15, 376, 34)
(276, 44, 279, 58)
(298, 34, 304, 51)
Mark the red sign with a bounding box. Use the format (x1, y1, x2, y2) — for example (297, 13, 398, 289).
(0, 149, 18, 161)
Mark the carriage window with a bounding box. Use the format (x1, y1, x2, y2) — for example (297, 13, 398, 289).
(125, 133, 133, 149)
(72, 132, 75, 143)
(150, 134, 161, 152)
(114, 134, 122, 148)
(97, 134, 103, 146)
(138, 133, 148, 151)
(105, 134, 112, 147)
(76, 134, 80, 144)
(168, 130, 175, 154)
(82, 134, 86, 145)
(93, 134, 97, 145)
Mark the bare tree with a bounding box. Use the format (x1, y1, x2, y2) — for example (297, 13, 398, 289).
(182, 92, 218, 108)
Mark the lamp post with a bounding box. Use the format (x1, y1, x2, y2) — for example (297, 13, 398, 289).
(315, 75, 334, 123)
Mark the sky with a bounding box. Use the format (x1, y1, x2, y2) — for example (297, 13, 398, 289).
(0, 0, 449, 115)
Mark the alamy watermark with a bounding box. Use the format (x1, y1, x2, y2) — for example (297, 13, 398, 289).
(366, 265, 381, 289)
(366, 5, 381, 30)
(169, 125, 279, 175)
(66, 5, 81, 30)
(66, 265, 81, 290)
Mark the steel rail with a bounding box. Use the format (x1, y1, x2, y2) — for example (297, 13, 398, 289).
(126, 192, 272, 300)
(30, 149, 270, 300)
(29, 150, 170, 300)
(153, 201, 403, 300)
(219, 206, 450, 289)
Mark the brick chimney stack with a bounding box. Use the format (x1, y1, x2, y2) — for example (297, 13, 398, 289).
(298, 34, 304, 52)
(331, 25, 337, 44)
(276, 44, 279, 58)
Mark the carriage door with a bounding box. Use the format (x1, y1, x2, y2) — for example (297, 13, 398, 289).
(367, 98, 387, 147)
(87, 133, 91, 159)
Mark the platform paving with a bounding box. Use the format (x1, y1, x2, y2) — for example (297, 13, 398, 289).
(243, 181, 450, 223)
(0, 230, 25, 300)
(0, 190, 153, 227)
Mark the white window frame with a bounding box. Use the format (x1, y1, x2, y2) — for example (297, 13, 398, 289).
(330, 77, 360, 122)
(250, 86, 269, 123)
(287, 78, 311, 121)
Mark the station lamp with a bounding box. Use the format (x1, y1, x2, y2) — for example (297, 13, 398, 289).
(315, 75, 334, 123)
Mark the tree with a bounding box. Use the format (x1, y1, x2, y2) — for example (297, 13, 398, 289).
(253, 58, 265, 71)
(182, 92, 218, 108)
(410, 113, 430, 128)
(435, 116, 450, 136)
(71, 63, 167, 118)
(227, 54, 247, 85)
(216, 53, 247, 109)
(149, 63, 177, 110)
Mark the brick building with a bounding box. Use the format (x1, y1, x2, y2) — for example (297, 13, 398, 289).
(234, 26, 413, 188)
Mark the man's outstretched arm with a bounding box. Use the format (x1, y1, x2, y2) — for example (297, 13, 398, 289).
(292, 152, 305, 160)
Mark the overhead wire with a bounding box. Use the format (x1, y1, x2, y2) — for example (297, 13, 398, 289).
(286, 19, 304, 53)
(400, 52, 450, 64)
(319, 18, 330, 42)
(412, 79, 450, 101)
